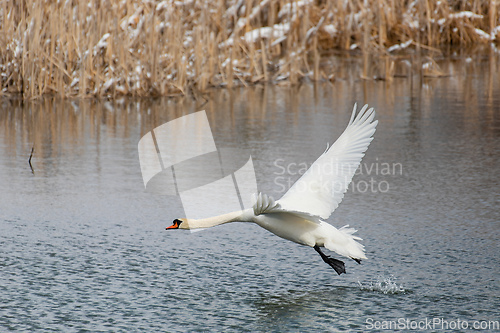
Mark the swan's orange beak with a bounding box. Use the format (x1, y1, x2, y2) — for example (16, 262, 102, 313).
(166, 219, 183, 230)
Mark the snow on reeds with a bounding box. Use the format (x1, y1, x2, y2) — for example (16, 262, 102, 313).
(0, 0, 498, 98)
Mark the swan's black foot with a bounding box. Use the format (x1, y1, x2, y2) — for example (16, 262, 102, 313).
(352, 258, 362, 264)
(325, 257, 346, 275)
(314, 245, 346, 275)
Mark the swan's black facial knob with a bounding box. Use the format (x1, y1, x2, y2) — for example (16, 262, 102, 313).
(166, 219, 183, 230)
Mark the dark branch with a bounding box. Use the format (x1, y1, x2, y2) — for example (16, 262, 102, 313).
(29, 146, 34, 174)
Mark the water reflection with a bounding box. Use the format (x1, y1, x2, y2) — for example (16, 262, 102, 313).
(251, 285, 407, 331)
(1, 58, 498, 162)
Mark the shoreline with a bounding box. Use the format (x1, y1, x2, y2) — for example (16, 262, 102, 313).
(1, 0, 499, 99)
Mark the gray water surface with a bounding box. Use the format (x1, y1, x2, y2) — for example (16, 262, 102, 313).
(1, 59, 499, 332)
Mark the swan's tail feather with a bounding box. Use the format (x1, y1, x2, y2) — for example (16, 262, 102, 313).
(325, 224, 367, 261)
(339, 225, 363, 241)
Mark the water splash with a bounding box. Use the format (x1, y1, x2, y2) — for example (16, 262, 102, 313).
(357, 275, 408, 294)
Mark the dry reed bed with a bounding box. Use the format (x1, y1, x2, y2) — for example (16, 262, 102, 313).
(1, 0, 499, 98)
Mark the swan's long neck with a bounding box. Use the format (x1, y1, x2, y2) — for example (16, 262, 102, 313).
(184, 209, 254, 229)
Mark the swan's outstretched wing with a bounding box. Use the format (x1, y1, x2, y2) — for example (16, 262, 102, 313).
(276, 104, 378, 219)
(252, 192, 322, 223)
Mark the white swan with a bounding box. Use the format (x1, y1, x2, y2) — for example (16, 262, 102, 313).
(166, 104, 378, 275)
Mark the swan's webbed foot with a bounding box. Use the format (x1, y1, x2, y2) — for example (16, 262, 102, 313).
(324, 257, 346, 275)
(313, 245, 346, 275)
(352, 258, 362, 264)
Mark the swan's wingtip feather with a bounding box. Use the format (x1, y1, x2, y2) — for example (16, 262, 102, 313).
(349, 104, 357, 125)
(349, 103, 377, 127)
(253, 192, 281, 215)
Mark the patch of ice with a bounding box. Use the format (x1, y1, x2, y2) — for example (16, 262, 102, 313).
(322, 24, 337, 38)
(492, 26, 500, 40)
(449, 11, 483, 20)
(387, 39, 413, 52)
(278, 0, 313, 19)
(156, 1, 170, 11)
(103, 78, 114, 91)
(243, 23, 290, 44)
(474, 28, 491, 40)
(70, 78, 79, 88)
(94, 33, 110, 55)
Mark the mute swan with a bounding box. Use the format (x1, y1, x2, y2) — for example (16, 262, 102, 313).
(166, 104, 378, 275)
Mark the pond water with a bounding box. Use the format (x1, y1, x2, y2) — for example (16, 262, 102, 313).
(1, 58, 499, 332)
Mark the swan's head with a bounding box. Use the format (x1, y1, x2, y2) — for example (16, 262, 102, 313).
(166, 218, 188, 230)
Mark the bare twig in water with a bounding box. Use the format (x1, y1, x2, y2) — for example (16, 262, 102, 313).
(29, 146, 34, 174)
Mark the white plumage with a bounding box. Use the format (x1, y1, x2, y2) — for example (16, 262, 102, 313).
(277, 103, 378, 219)
(167, 104, 378, 275)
